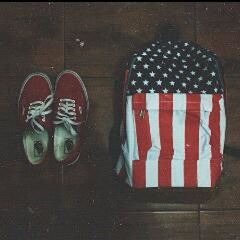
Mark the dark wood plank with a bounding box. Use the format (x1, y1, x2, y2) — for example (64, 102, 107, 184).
(65, 2, 195, 78)
(0, 3, 64, 204)
(0, 2, 64, 76)
(112, 211, 199, 240)
(200, 210, 240, 240)
(196, 2, 240, 75)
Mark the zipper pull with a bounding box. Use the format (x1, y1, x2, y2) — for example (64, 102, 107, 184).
(139, 109, 145, 119)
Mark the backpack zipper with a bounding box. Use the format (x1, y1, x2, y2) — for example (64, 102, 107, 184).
(139, 109, 145, 119)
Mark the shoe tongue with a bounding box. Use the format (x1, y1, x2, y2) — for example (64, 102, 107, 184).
(34, 116, 51, 131)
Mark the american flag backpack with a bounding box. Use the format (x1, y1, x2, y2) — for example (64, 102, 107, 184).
(115, 40, 226, 188)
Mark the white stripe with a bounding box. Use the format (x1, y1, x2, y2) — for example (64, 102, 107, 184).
(171, 94, 186, 187)
(219, 96, 226, 155)
(145, 94, 160, 187)
(197, 95, 212, 187)
(123, 96, 139, 186)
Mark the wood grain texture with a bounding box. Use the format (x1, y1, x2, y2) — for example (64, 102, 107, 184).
(111, 211, 199, 240)
(64, 2, 195, 78)
(196, 2, 240, 75)
(0, 2, 64, 201)
(200, 210, 240, 240)
(0, 2, 64, 76)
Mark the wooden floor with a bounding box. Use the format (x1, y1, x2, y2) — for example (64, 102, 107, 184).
(0, 2, 240, 240)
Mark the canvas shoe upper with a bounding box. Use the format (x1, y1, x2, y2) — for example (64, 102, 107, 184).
(53, 70, 89, 165)
(18, 73, 53, 165)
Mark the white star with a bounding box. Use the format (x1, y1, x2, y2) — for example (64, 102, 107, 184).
(157, 49, 162, 53)
(197, 50, 202, 54)
(207, 81, 212, 85)
(142, 52, 147, 56)
(176, 89, 181, 93)
(163, 73, 168, 78)
(153, 54, 158, 57)
(133, 64, 136, 69)
(202, 55, 207, 58)
(136, 88, 142, 93)
(170, 81, 175, 86)
(163, 55, 168, 59)
(168, 41, 172, 44)
(143, 64, 149, 69)
(177, 52, 181, 57)
(186, 77, 191, 81)
(131, 80, 136, 85)
(179, 70, 184, 74)
(168, 68, 173, 72)
(182, 82, 187, 87)
(182, 59, 186, 63)
(189, 91, 193, 94)
(150, 71, 155, 77)
(137, 72, 142, 77)
(191, 71, 195, 75)
(175, 75, 180, 79)
(191, 46, 195, 50)
(172, 63, 176, 68)
(184, 42, 189, 46)
(137, 56, 142, 61)
(211, 71, 216, 76)
(183, 65, 188, 69)
(194, 84, 198, 88)
(198, 77, 203, 81)
(157, 65, 161, 69)
(201, 90, 206, 94)
(195, 63, 200, 67)
(152, 43, 156, 47)
(173, 57, 177, 60)
(149, 88, 155, 93)
(157, 80, 162, 85)
(204, 67, 208, 71)
(174, 45, 178, 49)
(167, 50, 171, 54)
(149, 58, 154, 62)
(163, 88, 168, 93)
(187, 54, 191, 58)
(143, 80, 149, 85)
(214, 88, 218, 92)
(146, 48, 151, 52)
(208, 57, 212, 62)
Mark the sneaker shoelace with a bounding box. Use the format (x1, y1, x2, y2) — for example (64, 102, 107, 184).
(54, 98, 83, 136)
(25, 94, 54, 134)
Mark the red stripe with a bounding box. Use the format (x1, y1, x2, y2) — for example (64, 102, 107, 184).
(158, 94, 174, 187)
(209, 95, 221, 186)
(132, 94, 152, 188)
(184, 94, 200, 187)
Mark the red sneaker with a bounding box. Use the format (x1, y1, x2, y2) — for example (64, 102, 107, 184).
(18, 73, 54, 165)
(53, 70, 89, 165)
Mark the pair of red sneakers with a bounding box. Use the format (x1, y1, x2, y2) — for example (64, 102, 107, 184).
(18, 70, 89, 166)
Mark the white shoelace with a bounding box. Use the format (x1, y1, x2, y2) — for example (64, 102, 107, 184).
(25, 94, 54, 134)
(54, 98, 82, 136)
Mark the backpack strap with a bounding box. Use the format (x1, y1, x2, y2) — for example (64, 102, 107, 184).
(120, 56, 137, 143)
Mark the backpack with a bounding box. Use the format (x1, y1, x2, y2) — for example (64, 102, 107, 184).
(115, 40, 226, 188)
